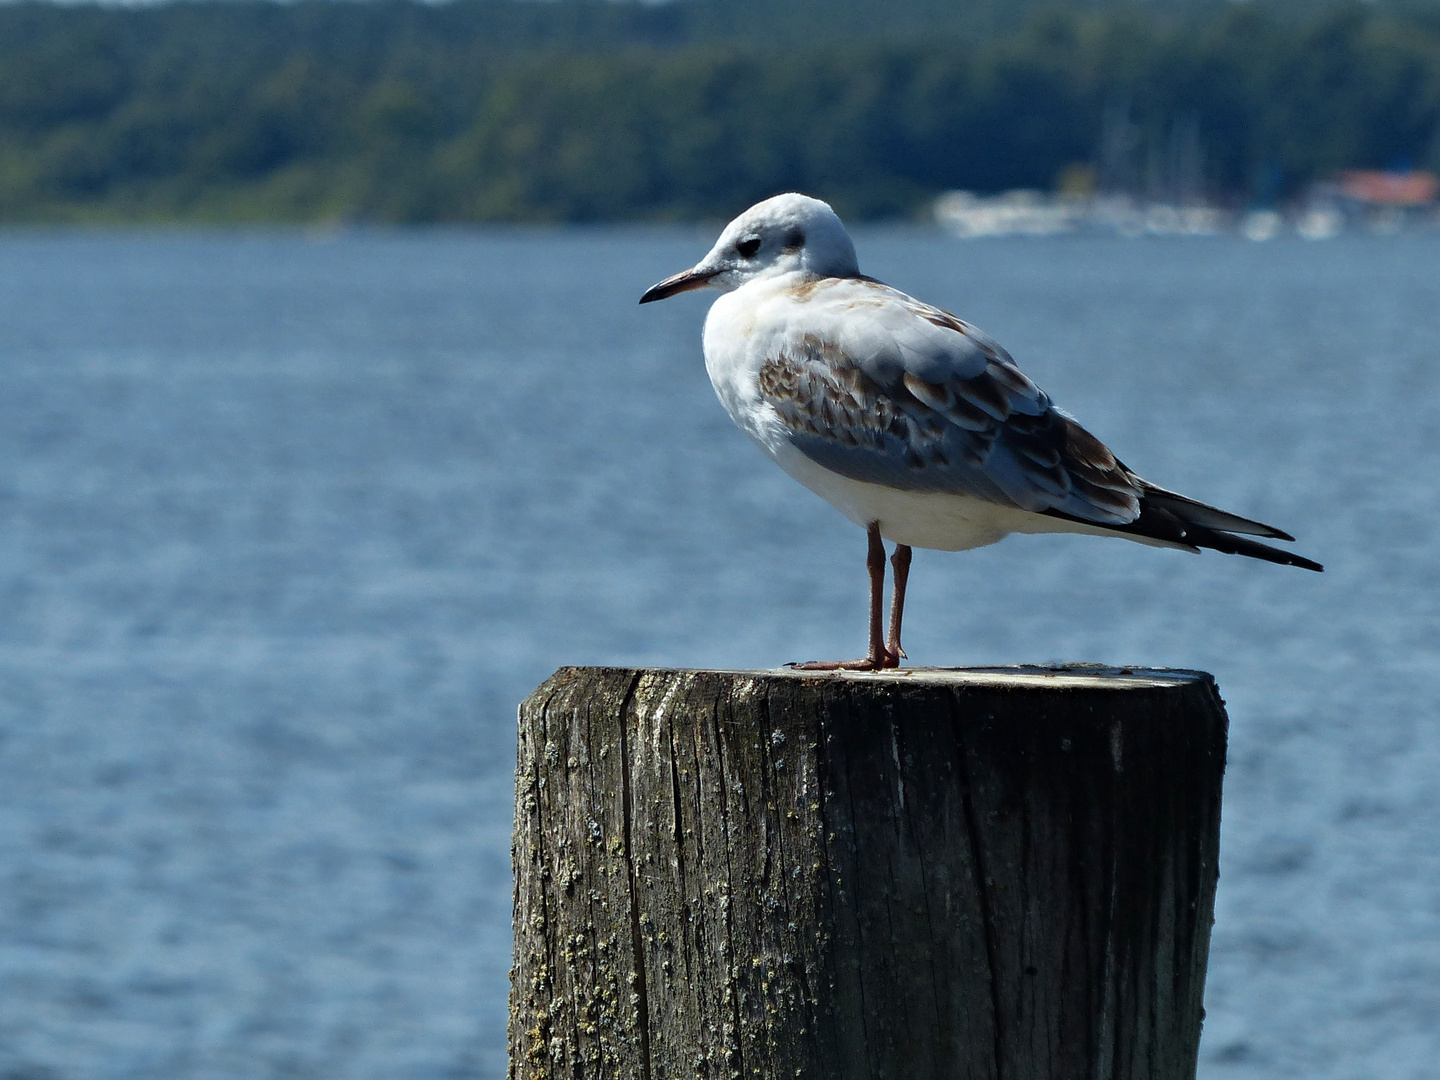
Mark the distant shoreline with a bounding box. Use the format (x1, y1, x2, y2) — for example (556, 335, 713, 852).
(1, 0, 1438, 225)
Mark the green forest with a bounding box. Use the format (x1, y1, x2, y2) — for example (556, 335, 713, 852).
(1, 0, 1439, 222)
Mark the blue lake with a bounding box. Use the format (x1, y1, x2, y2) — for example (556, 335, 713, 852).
(0, 226, 1435, 1079)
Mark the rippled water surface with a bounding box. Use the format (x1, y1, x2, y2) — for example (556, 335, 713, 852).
(0, 227, 1436, 1079)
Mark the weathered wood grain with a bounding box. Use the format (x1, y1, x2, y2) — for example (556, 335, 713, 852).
(510, 666, 1227, 1080)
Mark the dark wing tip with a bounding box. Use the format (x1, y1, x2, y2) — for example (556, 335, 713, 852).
(1130, 483, 1317, 565)
(1042, 499, 1323, 571)
(1139, 484, 1298, 540)
(1187, 525, 1323, 571)
(1271, 550, 1324, 572)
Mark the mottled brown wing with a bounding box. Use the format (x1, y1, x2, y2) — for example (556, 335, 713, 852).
(757, 280, 1143, 523)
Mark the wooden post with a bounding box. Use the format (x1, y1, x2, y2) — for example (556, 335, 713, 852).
(510, 666, 1226, 1080)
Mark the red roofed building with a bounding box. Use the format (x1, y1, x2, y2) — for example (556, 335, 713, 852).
(1337, 170, 1439, 207)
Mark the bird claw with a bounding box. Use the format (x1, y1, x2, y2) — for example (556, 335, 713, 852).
(788, 651, 901, 672)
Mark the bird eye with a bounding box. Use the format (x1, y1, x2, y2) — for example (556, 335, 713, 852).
(736, 237, 761, 259)
(784, 229, 804, 250)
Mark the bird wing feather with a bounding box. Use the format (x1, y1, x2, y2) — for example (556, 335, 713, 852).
(758, 277, 1143, 525)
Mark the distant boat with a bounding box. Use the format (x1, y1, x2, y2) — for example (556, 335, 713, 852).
(1242, 210, 1283, 242)
(934, 189, 1224, 239)
(1296, 205, 1342, 241)
(933, 190, 1076, 238)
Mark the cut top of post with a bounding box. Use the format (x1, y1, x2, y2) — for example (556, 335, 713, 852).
(552, 662, 1213, 692)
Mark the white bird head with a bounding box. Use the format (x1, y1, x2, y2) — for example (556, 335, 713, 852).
(640, 193, 860, 304)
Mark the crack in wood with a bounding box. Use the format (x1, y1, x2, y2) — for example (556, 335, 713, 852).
(615, 673, 651, 1080)
(956, 698, 1008, 1080)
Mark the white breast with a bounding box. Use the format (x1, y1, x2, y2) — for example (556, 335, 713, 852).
(701, 283, 782, 446)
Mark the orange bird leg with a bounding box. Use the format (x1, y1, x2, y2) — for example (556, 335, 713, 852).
(793, 522, 896, 671)
(886, 543, 912, 664)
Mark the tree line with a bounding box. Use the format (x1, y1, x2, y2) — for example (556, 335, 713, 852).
(0, 0, 1437, 222)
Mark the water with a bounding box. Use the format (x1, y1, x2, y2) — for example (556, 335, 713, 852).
(0, 226, 1435, 1080)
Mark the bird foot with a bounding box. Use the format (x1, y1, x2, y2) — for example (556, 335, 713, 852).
(788, 652, 901, 671)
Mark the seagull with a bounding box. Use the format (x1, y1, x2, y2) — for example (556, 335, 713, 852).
(640, 193, 1322, 670)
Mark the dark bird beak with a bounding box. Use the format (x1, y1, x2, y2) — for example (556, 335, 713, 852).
(639, 267, 716, 304)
